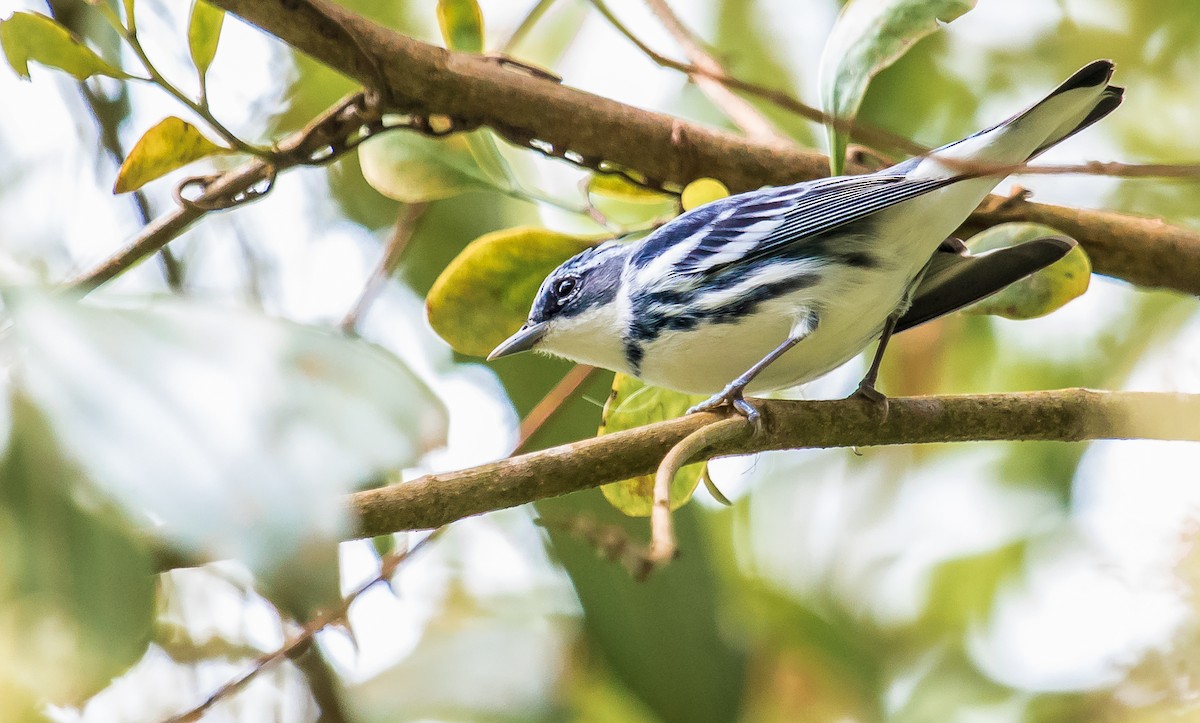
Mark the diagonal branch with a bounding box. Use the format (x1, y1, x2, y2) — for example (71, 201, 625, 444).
(636, 0, 789, 144)
(208, 0, 1200, 295)
(349, 389, 1200, 538)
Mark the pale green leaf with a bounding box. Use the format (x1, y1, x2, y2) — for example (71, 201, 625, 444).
(426, 226, 602, 356)
(9, 294, 448, 614)
(187, 0, 225, 81)
(0, 11, 131, 81)
(437, 0, 485, 53)
(114, 116, 230, 194)
(598, 374, 708, 517)
(0, 392, 155, 704)
(359, 131, 498, 203)
(818, 0, 976, 174)
(963, 222, 1091, 319)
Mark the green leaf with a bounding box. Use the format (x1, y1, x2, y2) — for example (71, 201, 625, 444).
(114, 116, 231, 193)
(818, 0, 976, 174)
(426, 226, 601, 356)
(538, 495, 746, 722)
(437, 0, 485, 53)
(359, 132, 497, 203)
(0, 11, 132, 81)
(9, 293, 448, 615)
(187, 0, 225, 82)
(963, 223, 1091, 319)
(598, 374, 708, 517)
(0, 392, 155, 705)
(921, 541, 1026, 631)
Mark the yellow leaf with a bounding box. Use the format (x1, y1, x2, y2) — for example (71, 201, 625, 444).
(1, 11, 131, 81)
(437, 0, 485, 53)
(598, 374, 708, 517)
(681, 177, 730, 211)
(963, 223, 1091, 319)
(587, 174, 675, 205)
(426, 227, 603, 356)
(113, 117, 230, 194)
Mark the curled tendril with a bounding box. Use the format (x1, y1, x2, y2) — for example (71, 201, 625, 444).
(173, 166, 277, 212)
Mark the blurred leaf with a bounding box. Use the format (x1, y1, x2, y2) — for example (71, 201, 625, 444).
(589, 175, 676, 205)
(187, 0, 225, 81)
(962, 223, 1091, 319)
(113, 116, 231, 193)
(426, 226, 600, 356)
(598, 374, 707, 517)
(360, 132, 500, 203)
(819, 0, 975, 174)
(0, 393, 155, 705)
(680, 177, 730, 211)
(922, 541, 1025, 631)
(737, 583, 882, 706)
(539, 495, 746, 723)
(0, 11, 132, 80)
(9, 294, 447, 615)
(350, 587, 567, 720)
(436, 0, 484, 53)
(889, 647, 1013, 723)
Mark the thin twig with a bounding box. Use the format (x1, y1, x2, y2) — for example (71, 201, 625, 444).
(535, 514, 657, 578)
(586, 0, 927, 157)
(514, 364, 599, 453)
(500, 0, 558, 54)
(641, 0, 787, 144)
(339, 202, 428, 334)
(165, 527, 446, 723)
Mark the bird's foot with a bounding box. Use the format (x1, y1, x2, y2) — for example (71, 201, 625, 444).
(688, 384, 762, 430)
(849, 380, 890, 419)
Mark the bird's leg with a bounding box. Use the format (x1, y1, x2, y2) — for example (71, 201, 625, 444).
(689, 315, 818, 428)
(850, 312, 899, 413)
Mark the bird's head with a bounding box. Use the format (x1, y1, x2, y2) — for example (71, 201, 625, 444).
(488, 241, 630, 370)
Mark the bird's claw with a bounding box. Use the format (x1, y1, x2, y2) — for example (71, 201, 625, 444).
(850, 381, 890, 419)
(688, 386, 763, 431)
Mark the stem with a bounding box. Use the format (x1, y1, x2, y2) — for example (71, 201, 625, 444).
(120, 27, 268, 157)
(500, 0, 558, 54)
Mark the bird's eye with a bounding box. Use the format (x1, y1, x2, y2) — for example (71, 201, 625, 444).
(552, 276, 579, 300)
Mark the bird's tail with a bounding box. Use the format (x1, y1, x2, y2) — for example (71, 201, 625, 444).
(920, 60, 1123, 173)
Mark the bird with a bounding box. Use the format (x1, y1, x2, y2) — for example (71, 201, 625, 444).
(488, 60, 1123, 425)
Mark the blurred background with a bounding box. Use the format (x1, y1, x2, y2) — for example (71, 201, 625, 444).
(3, 0, 1200, 720)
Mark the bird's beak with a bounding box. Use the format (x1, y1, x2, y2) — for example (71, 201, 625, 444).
(487, 322, 548, 360)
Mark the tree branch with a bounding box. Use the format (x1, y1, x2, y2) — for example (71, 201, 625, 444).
(210, 0, 1200, 295)
(350, 390, 1200, 537)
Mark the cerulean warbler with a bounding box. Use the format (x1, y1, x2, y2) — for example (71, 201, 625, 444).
(490, 61, 1122, 423)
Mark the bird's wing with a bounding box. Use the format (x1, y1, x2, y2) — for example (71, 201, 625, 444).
(666, 171, 955, 276)
(895, 235, 1076, 332)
